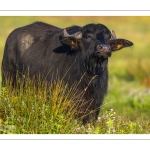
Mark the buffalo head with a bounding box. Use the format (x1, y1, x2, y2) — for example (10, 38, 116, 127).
(61, 23, 133, 60)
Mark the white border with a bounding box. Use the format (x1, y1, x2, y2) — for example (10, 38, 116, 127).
(0, 135, 150, 150)
(0, 134, 150, 140)
(0, 0, 150, 11)
(1, 138, 149, 150)
(0, 10, 150, 16)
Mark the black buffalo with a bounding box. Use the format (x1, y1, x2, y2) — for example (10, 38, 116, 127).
(1, 22, 133, 123)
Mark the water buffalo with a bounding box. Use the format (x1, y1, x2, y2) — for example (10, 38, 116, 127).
(1, 21, 133, 123)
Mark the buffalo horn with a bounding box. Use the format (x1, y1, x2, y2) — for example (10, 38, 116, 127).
(63, 29, 82, 39)
(111, 30, 117, 39)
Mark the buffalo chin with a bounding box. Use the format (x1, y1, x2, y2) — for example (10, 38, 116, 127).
(95, 53, 111, 60)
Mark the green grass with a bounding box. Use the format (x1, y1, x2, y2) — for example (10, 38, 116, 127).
(0, 77, 150, 134)
(0, 78, 83, 134)
(0, 16, 150, 134)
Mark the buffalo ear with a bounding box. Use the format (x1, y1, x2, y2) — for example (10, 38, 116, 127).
(109, 39, 133, 51)
(60, 37, 80, 49)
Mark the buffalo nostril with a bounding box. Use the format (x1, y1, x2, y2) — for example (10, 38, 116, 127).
(97, 45, 103, 50)
(97, 44, 111, 52)
(95, 44, 111, 57)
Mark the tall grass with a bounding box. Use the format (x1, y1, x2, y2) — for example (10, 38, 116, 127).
(0, 76, 150, 134)
(0, 77, 84, 134)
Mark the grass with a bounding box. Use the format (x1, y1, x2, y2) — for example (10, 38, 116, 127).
(0, 16, 150, 134)
(0, 77, 83, 134)
(0, 77, 150, 134)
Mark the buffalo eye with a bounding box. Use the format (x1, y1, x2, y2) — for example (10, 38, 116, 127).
(85, 35, 91, 38)
(84, 33, 93, 41)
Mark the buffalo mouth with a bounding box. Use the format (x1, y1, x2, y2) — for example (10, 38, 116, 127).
(95, 51, 112, 59)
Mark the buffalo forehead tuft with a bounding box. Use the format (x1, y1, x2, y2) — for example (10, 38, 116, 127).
(81, 23, 111, 35)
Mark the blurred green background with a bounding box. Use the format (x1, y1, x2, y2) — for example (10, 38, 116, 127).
(0, 16, 150, 121)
